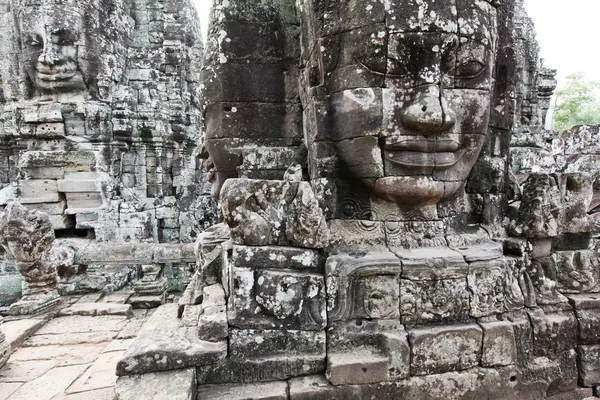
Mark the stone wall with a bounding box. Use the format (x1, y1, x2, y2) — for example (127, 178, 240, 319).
(0, 0, 219, 296)
(128, 0, 600, 399)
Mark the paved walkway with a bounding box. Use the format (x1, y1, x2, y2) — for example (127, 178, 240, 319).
(0, 292, 155, 400)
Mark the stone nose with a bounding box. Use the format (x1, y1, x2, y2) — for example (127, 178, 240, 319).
(402, 85, 456, 135)
(39, 40, 60, 66)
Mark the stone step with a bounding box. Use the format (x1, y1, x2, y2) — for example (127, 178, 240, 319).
(58, 303, 133, 317)
(196, 381, 288, 400)
(115, 368, 195, 400)
(116, 327, 226, 376)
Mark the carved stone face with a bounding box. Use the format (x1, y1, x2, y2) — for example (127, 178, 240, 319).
(304, 0, 497, 209)
(19, 7, 87, 97)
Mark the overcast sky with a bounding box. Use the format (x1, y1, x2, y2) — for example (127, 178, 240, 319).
(193, 0, 597, 88)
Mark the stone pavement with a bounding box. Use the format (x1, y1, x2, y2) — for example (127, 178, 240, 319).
(0, 291, 155, 400)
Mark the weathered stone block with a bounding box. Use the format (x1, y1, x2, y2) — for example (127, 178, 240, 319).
(395, 247, 468, 280)
(220, 179, 328, 248)
(578, 345, 600, 387)
(401, 278, 470, 325)
(327, 319, 410, 384)
(115, 368, 196, 400)
(289, 367, 547, 399)
(528, 308, 578, 357)
(197, 356, 326, 385)
(116, 328, 226, 376)
(568, 293, 600, 344)
(229, 267, 326, 331)
(326, 250, 401, 321)
(554, 251, 599, 293)
(326, 353, 389, 386)
(57, 172, 102, 193)
(198, 306, 228, 342)
(196, 381, 288, 400)
(65, 192, 103, 209)
(229, 329, 325, 360)
(18, 179, 60, 203)
(467, 259, 507, 318)
(408, 324, 483, 375)
(232, 245, 324, 271)
(480, 321, 518, 367)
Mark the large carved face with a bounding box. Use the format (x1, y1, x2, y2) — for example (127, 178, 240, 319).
(19, 6, 88, 97)
(303, 0, 497, 208)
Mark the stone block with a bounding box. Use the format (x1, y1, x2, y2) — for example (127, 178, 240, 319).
(467, 259, 507, 318)
(65, 192, 104, 209)
(220, 179, 328, 248)
(326, 353, 389, 386)
(197, 355, 326, 385)
(18, 179, 60, 203)
(400, 278, 470, 325)
(528, 308, 578, 357)
(230, 329, 325, 360)
(116, 328, 226, 376)
(394, 247, 468, 280)
(327, 319, 410, 384)
(455, 240, 504, 262)
(198, 306, 228, 342)
(408, 324, 483, 375)
(578, 345, 600, 387)
(22, 200, 66, 215)
(568, 293, 600, 344)
(554, 251, 599, 293)
(289, 367, 548, 399)
(228, 268, 326, 331)
(232, 245, 324, 271)
(196, 381, 288, 400)
(327, 219, 386, 248)
(115, 368, 196, 400)
(57, 172, 102, 193)
(326, 250, 401, 321)
(480, 321, 518, 367)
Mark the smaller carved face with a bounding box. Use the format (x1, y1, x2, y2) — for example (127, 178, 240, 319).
(361, 275, 399, 319)
(20, 7, 87, 96)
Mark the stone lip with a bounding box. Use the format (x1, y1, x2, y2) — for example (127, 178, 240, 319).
(116, 328, 226, 376)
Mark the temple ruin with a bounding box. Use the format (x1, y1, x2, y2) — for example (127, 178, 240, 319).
(1, 0, 600, 399)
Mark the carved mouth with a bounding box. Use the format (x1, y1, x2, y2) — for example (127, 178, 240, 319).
(36, 64, 79, 81)
(383, 137, 466, 168)
(36, 71, 77, 81)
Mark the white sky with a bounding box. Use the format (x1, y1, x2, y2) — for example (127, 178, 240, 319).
(193, 0, 597, 88)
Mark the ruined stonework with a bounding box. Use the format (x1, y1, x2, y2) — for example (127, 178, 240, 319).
(509, 0, 558, 181)
(0, 202, 64, 314)
(110, 0, 600, 399)
(0, 0, 218, 296)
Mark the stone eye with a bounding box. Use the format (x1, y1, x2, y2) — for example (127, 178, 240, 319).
(453, 60, 485, 78)
(385, 57, 409, 77)
(26, 34, 42, 48)
(55, 29, 77, 46)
